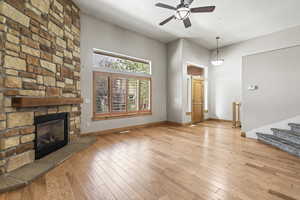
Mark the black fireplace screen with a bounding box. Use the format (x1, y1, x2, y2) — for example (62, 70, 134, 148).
(35, 113, 69, 159)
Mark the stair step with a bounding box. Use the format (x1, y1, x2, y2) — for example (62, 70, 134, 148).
(257, 133, 300, 157)
(271, 128, 300, 136)
(271, 128, 300, 144)
(288, 123, 300, 133)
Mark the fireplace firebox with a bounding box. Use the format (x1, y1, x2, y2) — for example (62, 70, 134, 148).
(35, 113, 69, 159)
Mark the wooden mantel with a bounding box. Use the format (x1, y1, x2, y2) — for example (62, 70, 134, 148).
(12, 97, 83, 108)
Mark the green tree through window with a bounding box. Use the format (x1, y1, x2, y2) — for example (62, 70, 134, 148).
(94, 52, 151, 74)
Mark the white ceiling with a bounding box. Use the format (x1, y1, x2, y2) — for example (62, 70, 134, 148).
(74, 0, 300, 49)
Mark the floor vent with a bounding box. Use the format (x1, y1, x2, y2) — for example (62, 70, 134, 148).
(119, 130, 131, 134)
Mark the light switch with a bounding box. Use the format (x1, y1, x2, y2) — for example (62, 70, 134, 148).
(248, 85, 258, 91)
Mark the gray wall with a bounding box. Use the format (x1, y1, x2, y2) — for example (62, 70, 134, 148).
(167, 39, 183, 123)
(80, 14, 167, 134)
(182, 40, 211, 67)
(166, 39, 210, 123)
(182, 40, 211, 123)
(209, 25, 300, 121)
(242, 45, 300, 132)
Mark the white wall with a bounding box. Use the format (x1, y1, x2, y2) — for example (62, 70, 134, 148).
(166, 39, 183, 123)
(80, 13, 300, 134)
(243, 45, 300, 138)
(167, 39, 211, 124)
(209, 26, 300, 122)
(182, 40, 211, 123)
(80, 14, 167, 134)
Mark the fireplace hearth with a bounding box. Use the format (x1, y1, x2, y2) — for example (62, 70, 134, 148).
(35, 113, 69, 159)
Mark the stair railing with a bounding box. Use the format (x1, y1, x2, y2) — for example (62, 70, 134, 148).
(233, 102, 241, 128)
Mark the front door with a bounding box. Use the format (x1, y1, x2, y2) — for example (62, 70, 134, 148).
(192, 79, 204, 123)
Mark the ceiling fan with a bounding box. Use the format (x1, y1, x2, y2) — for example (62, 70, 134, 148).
(155, 0, 215, 28)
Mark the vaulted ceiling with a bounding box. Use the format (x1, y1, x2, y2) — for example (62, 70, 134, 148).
(74, 0, 300, 49)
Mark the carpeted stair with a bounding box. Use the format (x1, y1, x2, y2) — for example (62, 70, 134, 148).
(289, 123, 300, 133)
(256, 123, 300, 157)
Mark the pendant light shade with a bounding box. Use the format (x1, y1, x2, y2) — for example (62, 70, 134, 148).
(211, 37, 224, 66)
(211, 59, 224, 66)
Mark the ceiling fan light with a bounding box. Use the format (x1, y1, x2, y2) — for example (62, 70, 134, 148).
(175, 7, 190, 20)
(211, 59, 224, 66)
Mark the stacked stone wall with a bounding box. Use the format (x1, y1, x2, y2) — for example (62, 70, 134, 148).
(0, 0, 81, 174)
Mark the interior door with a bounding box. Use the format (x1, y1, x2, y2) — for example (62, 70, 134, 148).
(192, 79, 204, 123)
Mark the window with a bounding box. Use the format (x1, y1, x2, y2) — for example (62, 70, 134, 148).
(93, 51, 151, 120)
(94, 74, 110, 114)
(139, 80, 151, 111)
(93, 50, 151, 75)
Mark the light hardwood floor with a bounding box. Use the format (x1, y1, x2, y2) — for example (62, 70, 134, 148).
(1, 121, 300, 200)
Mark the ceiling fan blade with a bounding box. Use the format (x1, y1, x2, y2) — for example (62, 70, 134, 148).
(155, 3, 176, 10)
(183, 17, 192, 28)
(191, 6, 216, 13)
(159, 15, 175, 26)
(184, 0, 194, 5)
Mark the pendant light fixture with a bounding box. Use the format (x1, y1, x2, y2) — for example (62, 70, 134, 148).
(211, 37, 224, 66)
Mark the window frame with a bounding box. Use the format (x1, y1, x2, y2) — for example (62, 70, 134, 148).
(93, 71, 152, 121)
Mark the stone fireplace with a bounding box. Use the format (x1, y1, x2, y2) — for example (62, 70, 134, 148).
(0, 0, 81, 175)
